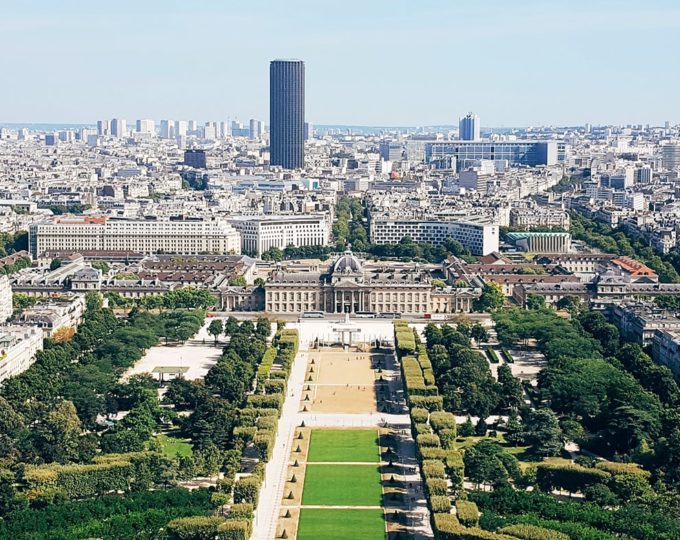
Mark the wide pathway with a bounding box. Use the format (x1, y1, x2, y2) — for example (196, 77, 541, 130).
(251, 320, 434, 540)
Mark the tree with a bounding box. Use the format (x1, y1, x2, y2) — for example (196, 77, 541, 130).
(473, 282, 505, 312)
(207, 319, 223, 345)
(497, 364, 523, 410)
(49, 258, 62, 271)
(464, 440, 520, 489)
(261, 247, 283, 262)
(223, 316, 239, 337)
(459, 416, 475, 437)
(205, 359, 253, 403)
(526, 294, 546, 310)
(522, 408, 563, 458)
(30, 400, 84, 464)
(254, 277, 266, 289)
(556, 295, 582, 315)
(470, 323, 489, 343)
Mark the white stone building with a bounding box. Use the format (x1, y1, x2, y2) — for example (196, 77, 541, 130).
(29, 216, 241, 257)
(229, 214, 331, 256)
(0, 326, 43, 382)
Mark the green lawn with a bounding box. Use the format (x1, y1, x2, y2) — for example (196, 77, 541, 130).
(307, 429, 380, 462)
(297, 508, 385, 540)
(302, 464, 383, 506)
(154, 434, 193, 457)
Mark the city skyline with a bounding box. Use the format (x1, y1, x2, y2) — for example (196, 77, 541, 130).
(2, 0, 680, 126)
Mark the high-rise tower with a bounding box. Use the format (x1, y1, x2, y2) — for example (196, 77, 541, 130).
(270, 59, 305, 169)
(459, 112, 480, 141)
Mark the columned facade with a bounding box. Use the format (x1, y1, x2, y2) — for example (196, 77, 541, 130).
(264, 250, 480, 315)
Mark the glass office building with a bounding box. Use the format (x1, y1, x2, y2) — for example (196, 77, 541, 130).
(270, 59, 305, 169)
(424, 140, 558, 170)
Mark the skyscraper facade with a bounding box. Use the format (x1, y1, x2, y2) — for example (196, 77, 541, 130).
(270, 59, 305, 169)
(459, 113, 480, 141)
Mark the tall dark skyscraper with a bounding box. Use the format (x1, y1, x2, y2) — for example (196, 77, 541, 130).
(270, 59, 305, 169)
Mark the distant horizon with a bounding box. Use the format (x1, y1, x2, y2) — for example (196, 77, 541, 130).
(1, 121, 673, 132)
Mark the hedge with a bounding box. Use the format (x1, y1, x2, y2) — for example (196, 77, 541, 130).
(217, 519, 251, 540)
(536, 463, 611, 494)
(430, 411, 457, 433)
(422, 459, 446, 479)
(233, 476, 260, 504)
(25, 452, 174, 499)
(440, 428, 458, 450)
(456, 500, 480, 527)
(434, 514, 516, 540)
(411, 407, 430, 424)
(497, 524, 570, 540)
(413, 422, 432, 436)
(410, 395, 444, 411)
(256, 416, 278, 431)
(431, 494, 453, 513)
(263, 378, 286, 395)
(166, 516, 225, 540)
(256, 347, 277, 379)
(417, 433, 441, 448)
(420, 447, 448, 460)
(246, 393, 283, 409)
(233, 427, 257, 445)
(426, 477, 449, 497)
(594, 461, 651, 479)
(228, 503, 254, 520)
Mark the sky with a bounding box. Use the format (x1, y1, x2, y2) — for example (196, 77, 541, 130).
(2, 0, 679, 126)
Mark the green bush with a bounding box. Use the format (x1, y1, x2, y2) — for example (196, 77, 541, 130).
(246, 393, 283, 410)
(263, 378, 286, 395)
(536, 463, 610, 494)
(256, 347, 277, 379)
(166, 516, 225, 540)
(422, 459, 446, 479)
(430, 411, 457, 433)
(411, 407, 430, 424)
(456, 500, 480, 527)
(211, 492, 231, 507)
(497, 524, 570, 540)
(413, 422, 432, 436)
(417, 433, 441, 448)
(431, 494, 452, 513)
(434, 514, 517, 539)
(217, 519, 251, 540)
(420, 446, 448, 460)
(439, 429, 458, 449)
(426, 477, 449, 496)
(410, 395, 444, 411)
(233, 477, 260, 504)
(228, 503, 253, 520)
(233, 427, 257, 445)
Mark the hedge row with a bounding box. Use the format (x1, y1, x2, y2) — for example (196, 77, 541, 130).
(24, 452, 176, 500)
(498, 524, 570, 540)
(433, 514, 517, 540)
(166, 514, 251, 540)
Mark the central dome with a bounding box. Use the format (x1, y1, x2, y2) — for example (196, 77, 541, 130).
(333, 249, 363, 274)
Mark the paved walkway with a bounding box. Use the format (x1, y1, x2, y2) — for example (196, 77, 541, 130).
(251, 320, 434, 540)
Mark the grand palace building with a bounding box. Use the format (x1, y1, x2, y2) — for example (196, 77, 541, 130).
(264, 250, 480, 315)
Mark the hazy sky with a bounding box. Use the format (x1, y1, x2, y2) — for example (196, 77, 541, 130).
(2, 0, 679, 126)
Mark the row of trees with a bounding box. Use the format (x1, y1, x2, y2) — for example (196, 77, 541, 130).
(104, 287, 217, 311)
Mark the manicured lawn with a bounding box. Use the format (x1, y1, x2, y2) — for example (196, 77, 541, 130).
(154, 434, 193, 457)
(297, 508, 385, 540)
(307, 429, 380, 462)
(302, 464, 382, 506)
